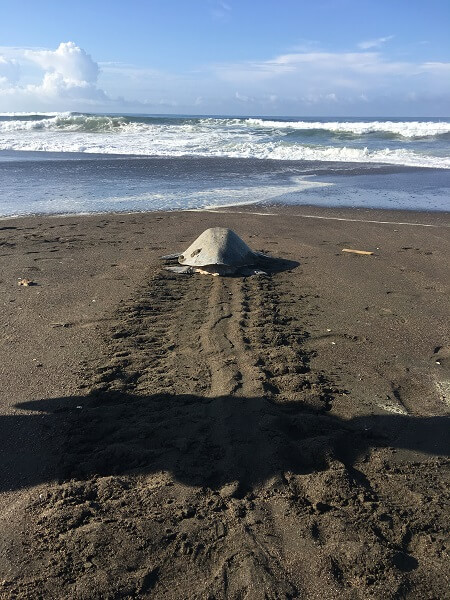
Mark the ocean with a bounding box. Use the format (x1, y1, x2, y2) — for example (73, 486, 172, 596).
(0, 112, 449, 217)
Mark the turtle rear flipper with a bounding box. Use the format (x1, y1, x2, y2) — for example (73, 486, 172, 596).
(160, 253, 182, 261)
(165, 265, 193, 274)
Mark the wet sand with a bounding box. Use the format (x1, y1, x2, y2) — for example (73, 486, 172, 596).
(0, 205, 449, 599)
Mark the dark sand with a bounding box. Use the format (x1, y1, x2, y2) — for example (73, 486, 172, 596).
(0, 205, 449, 599)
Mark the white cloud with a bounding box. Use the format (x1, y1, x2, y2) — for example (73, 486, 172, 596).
(213, 50, 450, 94)
(214, 51, 411, 83)
(99, 61, 162, 80)
(25, 42, 98, 83)
(201, 48, 450, 114)
(0, 42, 108, 110)
(358, 35, 394, 50)
(0, 40, 448, 115)
(0, 56, 20, 86)
(421, 61, 450, 73)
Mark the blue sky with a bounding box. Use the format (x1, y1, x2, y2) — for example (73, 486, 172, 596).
(0, 0, 449, 115)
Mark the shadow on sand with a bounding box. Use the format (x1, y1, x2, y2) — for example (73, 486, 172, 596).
(1, 390, 448, 494)
(163, 255, 300, 276)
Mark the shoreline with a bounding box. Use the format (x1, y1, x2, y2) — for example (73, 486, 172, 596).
(1, 205, 449, 597)
(2, 153, 449, 216)
(1, 148, 448, 171)
(2, 202, 449, 226)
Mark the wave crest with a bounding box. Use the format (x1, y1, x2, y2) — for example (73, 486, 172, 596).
(245, 118, 450, 139)
(0, 113, 448, 169)
(0, 114, 135, 133)
(2, 113, 450, 139)
(0, 135, 448, 168)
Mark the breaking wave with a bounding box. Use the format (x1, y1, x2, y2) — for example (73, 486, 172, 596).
(2, 113, 450, 138)
(0, 114, 132, 132)
(0, 112, 449, 169)
(244, 118, 450, 139)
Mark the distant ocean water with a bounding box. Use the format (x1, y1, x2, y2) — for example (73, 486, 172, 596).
(0, 112, 449, 216)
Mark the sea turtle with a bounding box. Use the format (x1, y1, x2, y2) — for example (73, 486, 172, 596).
(160, 227, 270, 276)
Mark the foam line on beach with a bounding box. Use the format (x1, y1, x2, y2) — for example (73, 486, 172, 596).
(199, 209, 450, 227)
(0, 176, 332, 218)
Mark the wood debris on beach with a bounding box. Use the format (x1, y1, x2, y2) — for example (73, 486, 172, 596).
(341, 248, 374, 255)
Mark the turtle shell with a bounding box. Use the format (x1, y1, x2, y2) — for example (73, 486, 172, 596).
(178, 228, 256, 267)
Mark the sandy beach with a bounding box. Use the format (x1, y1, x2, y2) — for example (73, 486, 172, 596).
(0, 204, 449, 599)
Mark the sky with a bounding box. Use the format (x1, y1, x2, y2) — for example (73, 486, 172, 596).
(0, 0, 449, 116)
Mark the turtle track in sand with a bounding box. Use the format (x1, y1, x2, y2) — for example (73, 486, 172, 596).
(6, 270, 449, 600)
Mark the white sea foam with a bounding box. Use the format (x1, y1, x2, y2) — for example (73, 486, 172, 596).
(1, 113, 449, 169)
(245, 118, 450, 138)
(0, 130, 448, 168)
(0, 176, 332, 217)
(2, 114, 449, 138)
(0, 114, 131, 132)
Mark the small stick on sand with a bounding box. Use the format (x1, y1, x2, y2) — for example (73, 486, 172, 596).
(341, 248, 374, 255)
